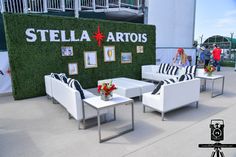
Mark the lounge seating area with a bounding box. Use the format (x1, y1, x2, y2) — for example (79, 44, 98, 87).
(1, 10, 235, 157)
(1, 67, 235, 157)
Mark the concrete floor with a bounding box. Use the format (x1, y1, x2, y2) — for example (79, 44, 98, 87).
(1, 67, 236, 157)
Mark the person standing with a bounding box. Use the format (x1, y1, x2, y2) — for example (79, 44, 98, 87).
(203, 45, 211, 68)
(212, 44, 222, 71)
(199, 46, 205, 64)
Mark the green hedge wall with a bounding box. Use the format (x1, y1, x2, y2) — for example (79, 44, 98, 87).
(3, 13, 155, 100)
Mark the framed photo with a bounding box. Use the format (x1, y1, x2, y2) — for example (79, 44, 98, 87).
(104, 46, 115, 62)
(84, 51, 98, 68)
(137, 46, 144, 53)
(121, 52, 132, 64)
(68, 63, 78, 75)
(61, 46, 73, 56)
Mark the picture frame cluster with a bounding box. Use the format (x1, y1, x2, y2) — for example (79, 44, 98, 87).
(63, 45, 144, 75)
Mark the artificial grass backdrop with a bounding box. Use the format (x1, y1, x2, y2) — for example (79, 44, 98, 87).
(3, 13, 155, 100)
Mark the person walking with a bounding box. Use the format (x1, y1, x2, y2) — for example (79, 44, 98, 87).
(203, 45, 211, 68)
(212, 44, 222, 71)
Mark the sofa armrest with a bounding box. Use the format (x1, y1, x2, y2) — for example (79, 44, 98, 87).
(44, 75, 53, 97)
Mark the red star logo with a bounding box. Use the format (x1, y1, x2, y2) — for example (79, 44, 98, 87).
(93, 25, 105, 47)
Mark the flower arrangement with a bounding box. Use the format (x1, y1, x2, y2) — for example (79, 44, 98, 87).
(97, 81, 117, 97)
(204, 65, 216, 76)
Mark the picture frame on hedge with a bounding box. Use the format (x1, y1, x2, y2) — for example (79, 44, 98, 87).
(104, 46, 115, 62)
(61, 46, 73, 56)
(121, 52, 132, 64)
(68, 63, 78, 75)
(84, 51, 98, 68)
(137, 46, 144, 53)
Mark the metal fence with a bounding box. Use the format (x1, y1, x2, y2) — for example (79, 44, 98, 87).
(0, 0, 144, 14)
(0, 0, 47, 13)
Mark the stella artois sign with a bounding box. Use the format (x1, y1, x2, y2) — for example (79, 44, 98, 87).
(25, 25, 148, 47)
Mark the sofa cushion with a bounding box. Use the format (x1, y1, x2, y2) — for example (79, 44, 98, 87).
(152, 81, 164, 95)
(179, 73, 194, 81)
(51, 73, 60, 80)
(152, 78, 178, 95)
(163, 78, 178, 84)
(158, 63, 170, 74)
(185, 65, 196, 75)
(59, 74, 67, 83)
(68, 79, 85, 99)
(165, 66, 179, 75)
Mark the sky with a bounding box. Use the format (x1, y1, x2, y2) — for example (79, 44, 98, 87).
(195, 0, 236, 44)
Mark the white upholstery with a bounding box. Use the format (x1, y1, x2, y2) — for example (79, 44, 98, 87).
(44, 75, 53, 97)
(142, 65, 203, 81)
(98, 77, 155, 98)
(142, 78, 200, 120)
(44, 75, 107, 122)
(142, 65, 186, 81)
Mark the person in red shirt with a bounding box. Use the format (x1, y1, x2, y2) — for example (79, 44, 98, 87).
(212, 44, 222, 71)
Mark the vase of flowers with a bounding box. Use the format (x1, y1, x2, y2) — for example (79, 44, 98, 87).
(204, 65, 216, 76)
(97, 81, 117, 101)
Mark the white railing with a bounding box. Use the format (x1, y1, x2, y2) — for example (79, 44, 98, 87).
(65, 0, 74, 10)
(28, 0, 45, 13)
(96, 0, 107, 8)
(0, 0, 47, 13)
(0, 0, 144, 14)
(81, 0, 93, 9)
(47, 0, 62, 11)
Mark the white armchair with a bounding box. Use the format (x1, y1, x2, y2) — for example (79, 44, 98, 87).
(142, 78, 200, 120)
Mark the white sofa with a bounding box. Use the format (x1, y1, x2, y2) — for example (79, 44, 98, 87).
(45, 75, 53, 98)
(44, 75, 107, 129)
(98, 77, 155, 98)
(142, 78, 200, 120)
(141, 65, 185, 81)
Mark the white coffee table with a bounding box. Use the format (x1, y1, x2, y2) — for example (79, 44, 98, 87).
(83, 94, 134, 143)
(196, 74, 225, 98)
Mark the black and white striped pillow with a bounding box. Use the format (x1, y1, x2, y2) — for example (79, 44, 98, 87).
(67, 79, 85, 99)
(152, 81, 164, 95)
(165, 66, 179, 75)
(163, 78, 178, 84)
(57, 73, 66, 82)
(51, 73, 61, 80)
(67, 78, 73, 86)
(158, 63, 170, 74)
(152, 78, 178, 95)
(179, 73, 194, 81)
(185, 65, 196, 75)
